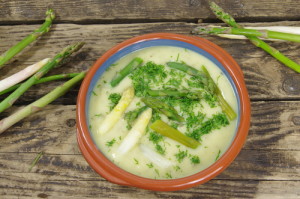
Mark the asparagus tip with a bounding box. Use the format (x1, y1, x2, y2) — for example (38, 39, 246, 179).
(61, 42, 85, 56)
(46, 8, 55, 21)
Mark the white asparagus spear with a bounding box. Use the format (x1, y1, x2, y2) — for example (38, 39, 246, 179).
(0, 58, 50, 92)
(139, 144, 173, 169)
(97, 86, 135, 135)
(213, 26, 300, 40)
(117, 108, 152, 155)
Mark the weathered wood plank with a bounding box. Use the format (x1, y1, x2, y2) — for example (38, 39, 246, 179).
(0, 102, 299, 183)
(0, 21, 300, 103)
(1, 0, 300, 23)
(0, 147, 299, 181)
(1, 101, 299, 153)
(1, 175, 299, 199)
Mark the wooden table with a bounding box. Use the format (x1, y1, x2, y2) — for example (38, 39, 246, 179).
(1, 1, 299, 198)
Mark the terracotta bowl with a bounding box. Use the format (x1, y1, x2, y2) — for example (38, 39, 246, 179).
(76, 33, 251, 191)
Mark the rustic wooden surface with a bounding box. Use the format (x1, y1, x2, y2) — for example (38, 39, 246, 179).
(0, 0, 300, 198)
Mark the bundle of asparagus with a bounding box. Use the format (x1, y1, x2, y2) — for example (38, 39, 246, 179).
(192, 2, 300, 73)
(0, 9, 86, 134)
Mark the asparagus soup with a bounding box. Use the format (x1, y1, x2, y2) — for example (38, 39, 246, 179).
(88, 46, 238, 179)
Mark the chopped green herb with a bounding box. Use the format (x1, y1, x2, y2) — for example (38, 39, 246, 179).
(170, 122, 179, 129)
(149, 132, 163, 144)
(166, 78, 182, 87)
(155, 169, 160, 176)
(215, 150, 221, 161)
(108, 93, 121, 110)
(186, 76, 205, 89)
(190, 155, 200, 164)
(187, 113, 229, 141)
(94, 113, 102, 117)
(28, 151, 44, 172)
(134, 158, 139, 165)
(89, 124, 92, 129)
(92, 91, 97, 96)
(165, 172, 172, 179)
(174, 165, 181, 171)
(106, 138, 116, 147)
(150, 111, 161, 123)
(130, 61, 167, 97)
(175, 150, 188, 163)
(186, 112, 205, 130)
(204, 92, 217, 108)
(155, 144, 165, 155)
(176, 53, 180, 61)
(146, 163, 154, 168)
(217, 74, 221, 82)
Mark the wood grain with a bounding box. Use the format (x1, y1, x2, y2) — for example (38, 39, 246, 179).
(0, 21, 300, 105)
(1, 0, 300, 198)
(1, 101, 299, 152)
(0, 0, 300, 23)
(1, 176, 299, 199)
(0, 101, 299, 197)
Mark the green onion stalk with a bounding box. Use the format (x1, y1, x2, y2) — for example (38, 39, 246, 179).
(0, 9, 55, 68)
(207, 2, 300, 73)
(0, 42, 85, 113)
(0, 72, 86, 134)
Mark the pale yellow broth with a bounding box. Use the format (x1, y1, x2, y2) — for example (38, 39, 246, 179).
(89, 46, 238, 179)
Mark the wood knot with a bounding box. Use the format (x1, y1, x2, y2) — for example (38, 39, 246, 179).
(37, 193, 48, 198)
(292, 116, 300, 126)
(188, 0, 202, 7)
(66, 119, 76, 127)
(282, 75, 300, 94)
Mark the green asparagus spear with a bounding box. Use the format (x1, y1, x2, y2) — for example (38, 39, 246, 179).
(167, 62, 205, 77)
(209, 2, 300, 73)
(141, 97, 184, 122)
(147, 89, 201, 100)
(0, 42, 84, 113)
(151, 120, 200, 149)
(193, 26, 300, 43)
(0, 9, 55, 68)
(202, 66, 237, 120)
(124, 106, 148, 129)
(110, 57, 143, 87)
(0, 72, 86, 134)
(166, 62, 236, 120)
(0, 73, 81, 96)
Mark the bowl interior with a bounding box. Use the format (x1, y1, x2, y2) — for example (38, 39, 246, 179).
(77, 33, 250, 191)
(86, 39, 241, 132)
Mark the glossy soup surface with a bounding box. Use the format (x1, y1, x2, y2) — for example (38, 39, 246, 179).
(89, 46, 238, 179)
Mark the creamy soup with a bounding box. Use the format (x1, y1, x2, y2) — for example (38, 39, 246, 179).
(88, 46, 238, 179)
